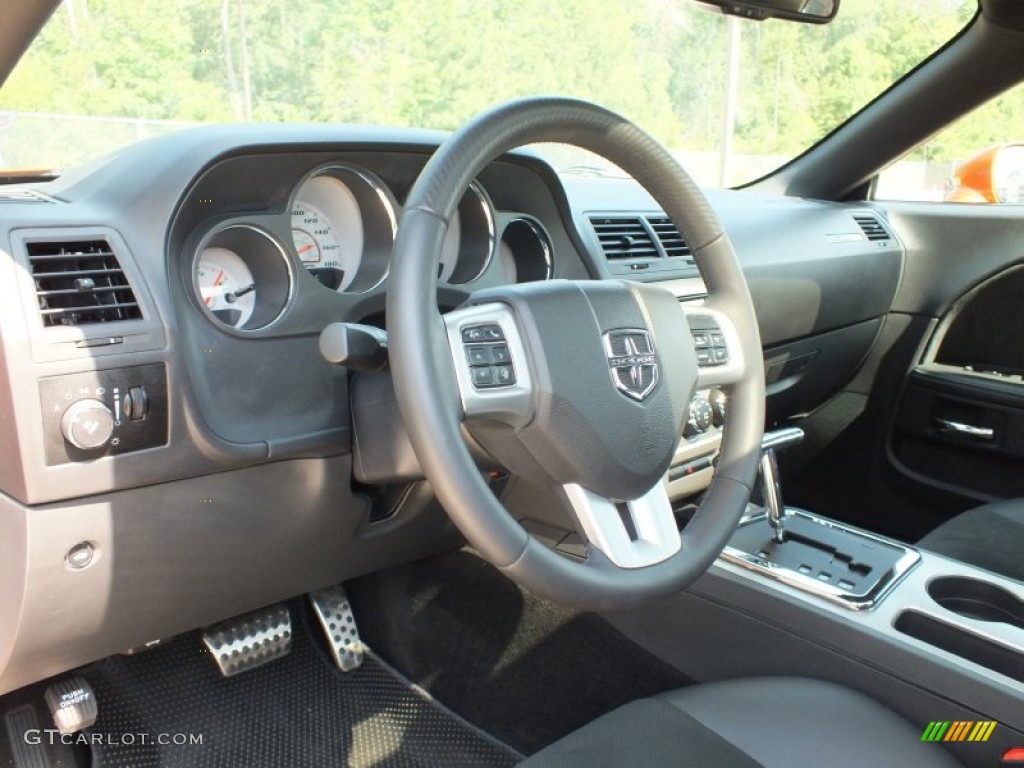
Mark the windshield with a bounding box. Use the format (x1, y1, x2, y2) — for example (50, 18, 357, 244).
(0, 0, 974, 186)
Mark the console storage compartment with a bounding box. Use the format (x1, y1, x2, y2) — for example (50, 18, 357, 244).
(894, 611, 1024, 683)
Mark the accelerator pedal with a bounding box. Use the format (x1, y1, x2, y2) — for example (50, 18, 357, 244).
(308, 584, 364, 671)
(202, 603, 292, 677)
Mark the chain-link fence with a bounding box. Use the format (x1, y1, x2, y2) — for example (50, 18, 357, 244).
(0, 112, 196, 170)
(0, 110, 954, 201)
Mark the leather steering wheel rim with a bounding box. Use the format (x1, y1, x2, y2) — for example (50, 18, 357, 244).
(387, 97, 765, 611)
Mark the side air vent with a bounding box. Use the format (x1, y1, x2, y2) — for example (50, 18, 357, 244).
(590, 216, 659, 259)
(853, 214, 890, 241)
(27, 239, 142, 327)
(646, 216, 693, 262)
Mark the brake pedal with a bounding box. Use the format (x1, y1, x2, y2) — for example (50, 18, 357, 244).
(308, 584, 364, 671)
(202, 603, 291, 677)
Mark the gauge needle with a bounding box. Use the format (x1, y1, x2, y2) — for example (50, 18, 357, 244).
(224, 283, 255, 304)
(297, 244, 315, 255)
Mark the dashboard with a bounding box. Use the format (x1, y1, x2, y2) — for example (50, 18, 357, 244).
(0, 124, 903, 694)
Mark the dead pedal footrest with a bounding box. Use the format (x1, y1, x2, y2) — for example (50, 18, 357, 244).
(202, 603, 292, 677)
(308, 584, 364, 671)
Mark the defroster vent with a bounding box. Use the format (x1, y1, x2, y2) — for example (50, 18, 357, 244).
(28, 239, 142, 327)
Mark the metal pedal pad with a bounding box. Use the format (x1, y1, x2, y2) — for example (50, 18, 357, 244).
(202, 603, 291, 677)
(308, 584, 364, 671)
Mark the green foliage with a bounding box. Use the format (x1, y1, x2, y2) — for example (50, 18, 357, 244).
(0, 0, 997, 174)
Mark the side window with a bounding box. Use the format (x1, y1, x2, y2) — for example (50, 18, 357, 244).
(875, 82, 1024, 203)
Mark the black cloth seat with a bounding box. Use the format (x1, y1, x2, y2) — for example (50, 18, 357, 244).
(918, 499, 1024, 582)
(519, 677, 961, 767)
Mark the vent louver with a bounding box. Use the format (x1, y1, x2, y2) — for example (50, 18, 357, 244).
(646, 216, 693, 262)
(28, 239, 142, 327)
(853, 214, 890, 241)
(590, 216, 659, 259)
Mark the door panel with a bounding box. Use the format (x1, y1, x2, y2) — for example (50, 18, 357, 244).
(892, 266, 1024, 501)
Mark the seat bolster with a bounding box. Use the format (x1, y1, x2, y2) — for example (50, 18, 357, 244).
(918, 500, 1024, 582)
(517, 697, 763, 767)
(659, 677, 962, 768)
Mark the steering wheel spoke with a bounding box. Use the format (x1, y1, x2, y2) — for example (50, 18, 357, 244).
(562, 482, 682, 569)
(685, 305, 748, 389)
(443, 302, 534, 426)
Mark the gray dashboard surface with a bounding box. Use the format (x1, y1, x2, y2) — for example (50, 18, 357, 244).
(0, 125, 902, 504)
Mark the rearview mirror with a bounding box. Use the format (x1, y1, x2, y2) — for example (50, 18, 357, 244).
(946, 144, 1024, 204)
(695, 0, 839, 23)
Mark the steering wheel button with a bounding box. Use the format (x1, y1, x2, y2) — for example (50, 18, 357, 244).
(490, 344, 511, 364)
(696, 348, 713, 366)
(712, 347, 729, 364)
(466, 346, 491, 366)
(710, 332, 726, 348)
(471, 366, 495, 388)
(494, 364, 516, 386)
(461, 324, 504, 343)
(692, 332, 711, 349)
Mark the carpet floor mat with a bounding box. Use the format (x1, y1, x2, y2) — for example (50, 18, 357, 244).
(75, 602, 519, 768)
(347, 549, 695, 755)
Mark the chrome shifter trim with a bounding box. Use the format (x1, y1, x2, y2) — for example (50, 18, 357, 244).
(720, 508, 921, 611)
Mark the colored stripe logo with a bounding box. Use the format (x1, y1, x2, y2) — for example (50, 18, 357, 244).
(921, 721, 997, 742)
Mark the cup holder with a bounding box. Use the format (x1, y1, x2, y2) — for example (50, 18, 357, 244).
(927, 576, 1024, 629)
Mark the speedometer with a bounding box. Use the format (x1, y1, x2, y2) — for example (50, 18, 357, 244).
(290, 166, 396, 293)
(291, 200, 345, 290)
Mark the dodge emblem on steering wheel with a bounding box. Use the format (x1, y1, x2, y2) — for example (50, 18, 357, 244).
(604, 329, 659, 402)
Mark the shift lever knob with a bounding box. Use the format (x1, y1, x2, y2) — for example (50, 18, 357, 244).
(759, 427, 804, 542)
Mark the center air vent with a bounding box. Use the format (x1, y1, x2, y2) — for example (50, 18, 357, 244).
(646, 216, 693, 263)
(853, 214, 890, 242)
(27, 239, 142, 327)
(590, 216, 659, 259)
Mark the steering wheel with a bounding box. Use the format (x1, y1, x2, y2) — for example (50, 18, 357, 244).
(387, 98, 765, 611)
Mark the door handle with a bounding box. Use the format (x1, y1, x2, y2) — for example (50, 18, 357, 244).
(934, 418, 994, 440)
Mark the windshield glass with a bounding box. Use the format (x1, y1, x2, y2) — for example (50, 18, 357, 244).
(0, 0, 975, 186)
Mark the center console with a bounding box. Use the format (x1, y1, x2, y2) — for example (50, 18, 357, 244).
(612, 428, 1024, 766)
(720, 430, 1023, 687)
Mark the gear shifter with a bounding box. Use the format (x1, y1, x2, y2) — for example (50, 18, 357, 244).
(722, 426, 919, 609)
(758, 427, 804, 541)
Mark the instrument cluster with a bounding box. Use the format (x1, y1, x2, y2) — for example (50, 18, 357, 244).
(190, 163, 554, 331)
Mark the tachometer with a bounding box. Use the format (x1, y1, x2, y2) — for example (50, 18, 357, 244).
(498, 217, 553, 283)
(438, 183, 496, 284)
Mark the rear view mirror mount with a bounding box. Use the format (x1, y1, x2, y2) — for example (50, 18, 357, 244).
(695, 0, 839, 24)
